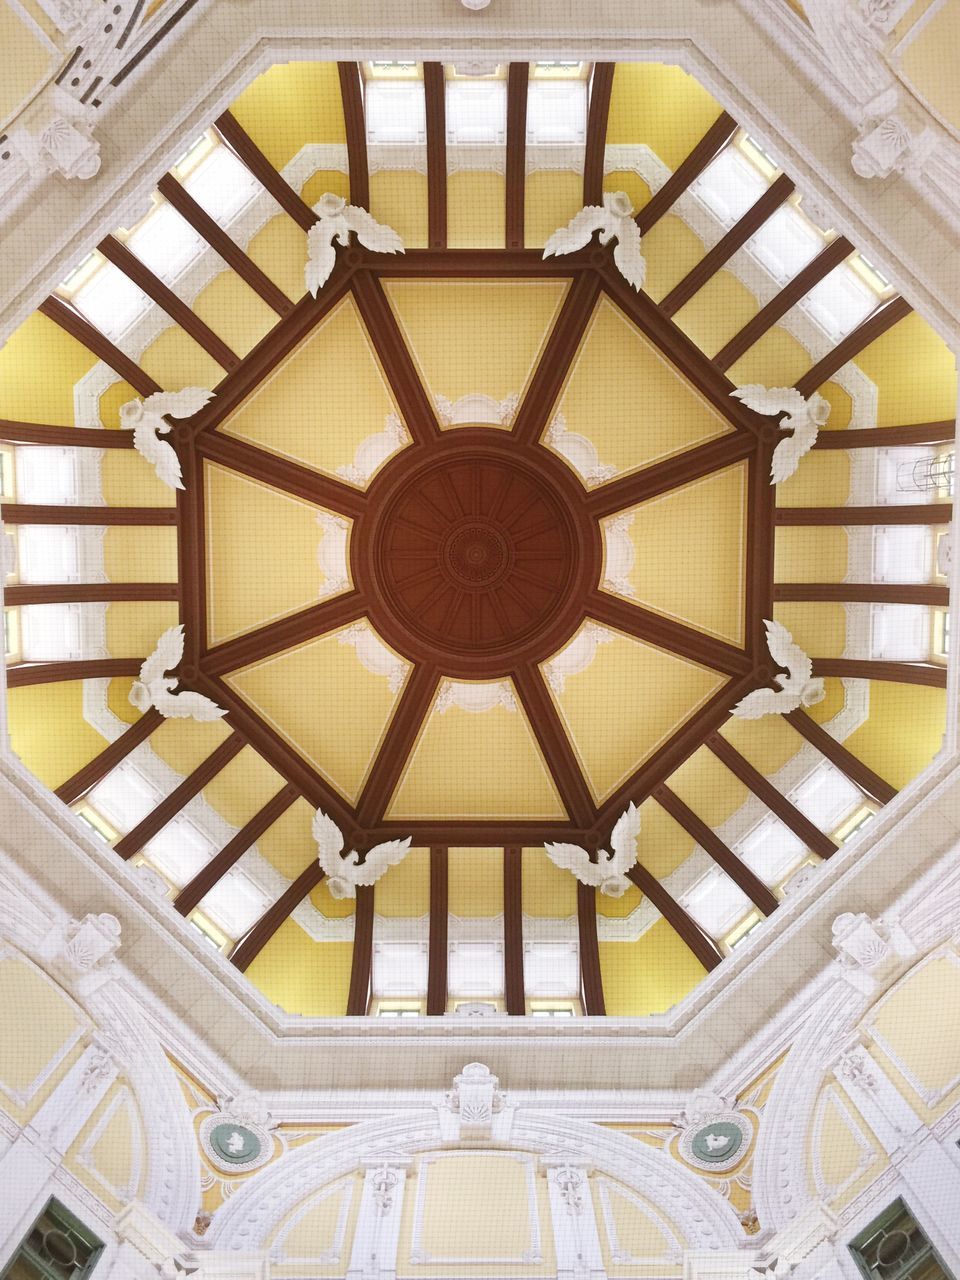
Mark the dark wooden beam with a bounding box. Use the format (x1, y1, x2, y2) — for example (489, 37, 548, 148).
(1, 504, 176, 525)
(6, 583, 179, 605)
(587, 590, 751, 676)
(215, 109, 317, 232)
(98, 235, 240, 372)
(113, 731, 244, 860)
(355, 664, 442, 828)
(373, 820, 586, 845)
(811, 659, 947, 688)
(775, 582, 949, 605)
(350, 271, 441, 444)
(512, 272, 603, 445)
(427, 846, 449, 1016)
(583, 63, 614, 206)
(795, 296, 913, 399)
(776, 504, 951, 526)
(626, 862, 723, 970)
(202, 592, 369, 676)
(424, 63, 447, 249)
(371, 248, 585, 277)
(156, 173, 292, 316)
(505, 64, 529, 249)
(175, 783, 300, 916)
(746, 444, 777, 656)
(713, 235, 854, 372)
(230, 861, 325, 971)
(55, 707, 163, 805)
(338, 62, 370, 210)
(705, 732, 838, 858)
(576, 881, 605, 1015)
(195, 432, 368, 518)
(813, 421, 956, 450)
(7, 659, 142, 687)
(346, 884, 375, 1015)
(503, 847, 525, 1015)
(0, 421, 135, 448)
(37, 297, 161, 398)
(513, 662, 596, 829)
(636, 112, 738, 234)
(584, 432, 754, 518)
(660, 173, 796, 317)
(654, 783, 780, 914)
(785, 708, 897, 805)
(176, 441, 205, 666)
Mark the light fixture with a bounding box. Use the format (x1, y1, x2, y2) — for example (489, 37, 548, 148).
(461, 0, 492, 9)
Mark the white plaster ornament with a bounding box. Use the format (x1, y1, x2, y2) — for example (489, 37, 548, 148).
(730, 385, 830, 484)
(305, 193, 404, 295)
(545, 802, 641, 897)
(121, 388, 214, 489)
(312, 810, 412, 899)
(732, 620, 825, 719)
(129, 625, 226, 721)
(543, 191, 646, 290)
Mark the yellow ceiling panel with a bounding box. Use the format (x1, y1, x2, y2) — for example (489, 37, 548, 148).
(6, 682, 110, 792)
(547, 625, 727, 803)
(599, 917, 708, 1016)
(449, 848, 505, 916)
(205, 463, 352, 645)
(104, 526, 178, 582)
(228, 62, 347, 170)
(631, 213, 703, 304)
(375, 847, 431, 917)
(773, 602, 847, 660)
(775, 449, 850, 507)
(105, 601, 179, 657)
(554, 298, 731, 478)
(149, 716, 234, 778)
(774, 527, 849, 584)
(382, 278, 569, 410)
(669, 746, 750, 830)
(0, 313, 98, 424)
(387, 689, 567, 821)
(139, 325, 223, 394)
(244, 920, 354, 1017)
(522, 847, 578, 918)
(101, 452, 178, 509)
(606, 64, 725, 171)
(226, 625, 410, 804)
(244, 214, 309, 305)
(603, 462, 747, 645)
(369, 171, 429, 249)
(525, 170, 583, 250)
(255, 796, 327, 883)
(221, 296, 404, 481)
(199, 745, 285, 830)
(448, 172, 506, 249)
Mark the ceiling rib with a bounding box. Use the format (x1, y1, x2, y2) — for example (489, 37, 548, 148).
(346, 884, 375, 1015)
(654, 783, 780, 915)
(660, 173, 796, 317)
(156, 173, 292, 317)
(512, 661, 596, 829)
(813, 421, 955, 449)
(371, 248, 584, 277)
(98, 234, 240, 371)
(1, 504, 176, 525)
(626, 862, 724, 970)
(7, 659, 142, 687)
(215, 110, 317, 232)
(5, 583, 179, 604)
(337, 62, 370, 210)
(585, 433, 754, 518)
(202, 592, 369, 676)
(112, 730, 244, 860)
(811, 659, 948, 688)
(355, 663, 442, 829)
(505, 64, 529, 250)
(55, 708, 163, 806)
(775, 582, 949, 605)
(230, 861, 325, 971)
(713, 235, 854, 372)
(636, 111, 738, 234)
(785, 708, 897, 805)
(37, 296, 161, 397)
(174, 782, 300, 917)
(0, 422, 136, 448)
(576, 881, 606, 1015)
(426, 846, 448, 1016)
(177, 443, 205, 665)
(195, 432, 368, 518)
(583, 63, 614, 206)
(586, 590, 751, 676)
(372, 821, 585, 844)
(705, 732, 839, 858)
(776, 503, 952, 526)
(503, 848, 525, 1016)
(795, 296, 913, 399)
(424, 62, 447, 249)
(746, 445, 776, 656)
(351, 271, 442, 444)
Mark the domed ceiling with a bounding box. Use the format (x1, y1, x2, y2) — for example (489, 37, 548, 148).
(0, 60, 954, 1018)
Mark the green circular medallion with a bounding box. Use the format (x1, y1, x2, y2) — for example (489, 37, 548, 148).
(691, 1121, 744, 1164)
(209, 1122, 261, 1165)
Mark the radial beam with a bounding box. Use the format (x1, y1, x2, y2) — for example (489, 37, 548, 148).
(786, 708, 897, 805)
(346, 884, 375, 1015)
(746, 444, 777, 656)
(55, 708, 163, 806)
(424, 62, 447, 249)
(654, 783, 779, 914)
(373, 820, 587, 845)
(338, 62, 370, 210)
(586, 591, 751, 676)
(776, 504, 952, 526)
(370, 248, 581, 277)
(705, 732, 838, 859)
(37, 297, 161, 398)
(584, 432, 754, 518)
(355, 664, 442, 828)
(811, 658, 947, 688)
(713, 236, 854, 372)
(813, 421, 956, 450)
(660, 173, 796, 317)
(774, 582, 949, 606)
(583, 63, 614, 205)
(637, 112, 737, 233)
(6, 583, 179, 604)
(195, 432, 367, 518)
(504, 848, 525, 1016)
(7, 659, 143, 687)
(202, 592, 369, 676)
(230, 862, 325, 971)
(215, 110, 317, 231)
(1, 504, 176, 526)
(795, 296, 913, 399)
(626, 862, 723, 970)
(513, 662, 596, 829)
(0, 422, 135, 448)
(505, 64, 529, 249)
(577, 881, 606, 1015)
(427, 846, 449, 1016)
(177, 444, 205, 665)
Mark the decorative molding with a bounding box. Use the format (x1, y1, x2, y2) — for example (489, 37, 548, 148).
(544, 621, 614, 695)
(335, 411, 410, 486)
(436, 1062, 513, 1143)
(0, 944, 88, 1108)
(596, 1175, 685, 1265)
(601, 512, 636, 597)
(270, 1176, 353, 1266)
(316, 512, 351, 599)
(75, 1083, 144, 1203)
(434, 391, 519, 427)
(435, 679, 517, 714)
(674, 1092, 754, 1173)
(830, 911, 918, 996)
(810, 1086, 878, 1204)
(198, 1091, 276, 1175)
(337, 622, 407, 694)
(545, 411, 617, 488)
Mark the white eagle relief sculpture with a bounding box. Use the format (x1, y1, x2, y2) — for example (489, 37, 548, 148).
(129, 625, 226, 721)
(730, 386, 831, 484)
(544, 802, 641, 898)
(732, 620, 826, 720)
(120, 388, 214, 490)
(543, 191, 646, 291)
(312, 810, 412, 900)
(305, 193, 404, 295)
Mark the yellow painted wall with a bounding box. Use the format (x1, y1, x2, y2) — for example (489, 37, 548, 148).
(199, 745, 285, 829)
(7, 681, 110, 790)
(674, 269, 760, 359)
(898, 2, 960, 140)
(774, 527, 849, 583)
(370, 171, 429, 248)
(448, 172, 505, 248)
(244, 919, 354, 1016)
(854, 312, 956, 428)
(670, 746, 750, 829)
(522, 846, 578, 917)
(0, 313, 98, 424)
(772, 602, 847, 660)
(0, 955, 84, 1122)
(868, 951, 960, 1113)
(138, 325, 223, 396)
(449, 848, 504, 916)
(375, 847, 431, 917)
(810, 1083, 883, 1210)
(105, 601, 180, 658)
(599, 918, 708, 1016)
(0, 0, 59, 133)
(228, 63, 347, 170)
(148, 714, 233, 778)
(245, 214, 310, 304)
(103, 526, 178, 582)
(191, 271, 277, 359)
(525, 170, 583, 249)
(728, 325, 811, 392)
(843, 682, 946, 791)
(268, 1173, 361, 1272)
(100, 453, 178, 510)
(606, 64, 724, 172)
(776, 450, 850, 507)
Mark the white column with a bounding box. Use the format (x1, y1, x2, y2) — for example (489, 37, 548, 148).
(541, 1156, 606, 1280)
(346, 1157, 413, 1280)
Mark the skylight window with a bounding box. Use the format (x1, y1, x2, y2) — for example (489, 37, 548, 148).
(447, 940, 504, 999)
(364, 80, 426, 145)
(13, 446, 79, 505)
(184, 143, 262, 225)
(88, 766, 163, 838)
(870, 603, 933, 661)
(69, 258, 151, 342)
(125, 200, 204, 284)
(371, 941, 429, 999)
(200, 867, 269, 941)
(681, 869, 751, 940)
(19, 603, 82, 661)
(523, 941, 580, 999)
(801, 261, 876, 342)
(788, 764, 863, 833)
(874, 525, 934, 584)
(736, 817, 806, 887)
(526, 80, 587, 145)
(445, 80, 507, 145)
(14, 526, 79, 585)
(143, 818, 216, 888)
(691, 145, 769, 227)
(746, 205, 824, 285)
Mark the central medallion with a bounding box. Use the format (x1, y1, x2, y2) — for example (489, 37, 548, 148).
(358, 430, 599, 678)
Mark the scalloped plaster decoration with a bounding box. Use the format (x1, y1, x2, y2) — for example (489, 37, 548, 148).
(316, 512, 350, 599)
(335, 411, 409, 486)
(434, 392, 519, 427)
(436, 680, 517, 714)
(601, 513, 636, 597)
(545, 411, 617, 487)
(336, 622, 406, 693)
(544, 622, 615, 695)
